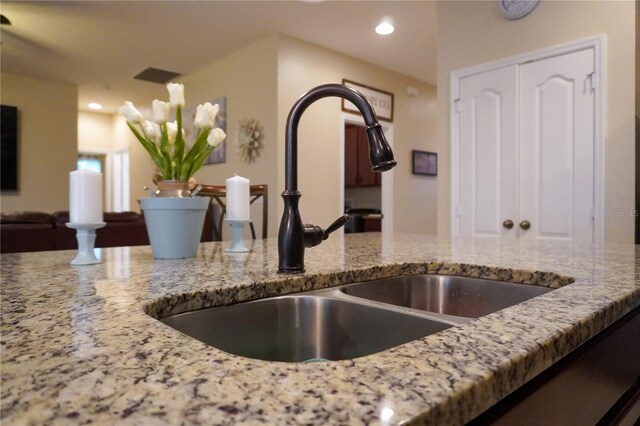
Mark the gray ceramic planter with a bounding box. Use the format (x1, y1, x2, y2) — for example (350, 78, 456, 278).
(140, 197, 209, 259)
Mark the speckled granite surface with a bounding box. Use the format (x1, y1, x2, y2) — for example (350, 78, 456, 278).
(1, 234, 639, 425)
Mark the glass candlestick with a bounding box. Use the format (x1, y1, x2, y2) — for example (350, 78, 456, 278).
(65, 222, 106, 265)
(224, 219, 251, 253)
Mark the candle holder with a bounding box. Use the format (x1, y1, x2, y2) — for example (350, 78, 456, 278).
(66, 222, 106, 265)
(224, 219, 251, 253)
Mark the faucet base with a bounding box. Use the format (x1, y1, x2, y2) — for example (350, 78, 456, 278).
(278, 265, 305, 274)
(278, 190, 306, 274)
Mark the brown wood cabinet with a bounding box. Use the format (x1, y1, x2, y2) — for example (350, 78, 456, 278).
(363, 216, 382, 232)
(345, 124, 380, 188)
(470, 307, 640, 425)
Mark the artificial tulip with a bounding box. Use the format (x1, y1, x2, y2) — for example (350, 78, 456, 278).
(167, 83, 185, 107)
(118, 101, 144, 124)
(152, 100, 170, 124)
(207, 128, 226, 148)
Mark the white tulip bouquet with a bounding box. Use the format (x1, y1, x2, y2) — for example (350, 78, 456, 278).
(119, 83, 226, 181)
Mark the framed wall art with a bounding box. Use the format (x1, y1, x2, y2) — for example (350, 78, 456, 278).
(341, 79, 394, 122)
(412, 150, 437, 176)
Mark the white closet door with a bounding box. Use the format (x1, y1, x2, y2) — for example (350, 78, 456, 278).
(519, 48, 595, 242)
(458, 65, 518, 238)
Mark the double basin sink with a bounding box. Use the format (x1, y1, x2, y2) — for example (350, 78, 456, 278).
(159, 274, 555, 362)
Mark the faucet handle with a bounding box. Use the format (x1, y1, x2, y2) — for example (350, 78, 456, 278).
(303, 214, 350, 248)
(323, 214, 350, 240)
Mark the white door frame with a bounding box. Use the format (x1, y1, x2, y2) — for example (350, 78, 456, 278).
(450, 35, 606, 244)
(339, 113, 394, 234)
(78, 148, 112, 212)
(77, 147, 131, 212)
(112, 148, 131, 212)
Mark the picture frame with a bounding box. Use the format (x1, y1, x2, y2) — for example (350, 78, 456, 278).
(412, 150, 437, 176)
(341, 79, 394, 122)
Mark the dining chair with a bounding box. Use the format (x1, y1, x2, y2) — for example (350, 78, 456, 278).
(197, 184, 268, 241)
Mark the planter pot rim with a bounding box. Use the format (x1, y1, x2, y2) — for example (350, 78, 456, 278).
(140, 197, 209, 210)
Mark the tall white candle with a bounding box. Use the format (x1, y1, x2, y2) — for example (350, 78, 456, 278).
(226, 175, 250, 220)
(69, 169, 103, 223)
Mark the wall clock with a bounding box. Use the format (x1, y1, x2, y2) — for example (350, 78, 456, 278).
(498, 0, 539, 20)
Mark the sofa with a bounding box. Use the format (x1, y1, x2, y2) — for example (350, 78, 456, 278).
(1, 210, 214, 253)
(0, 212, 56, 253)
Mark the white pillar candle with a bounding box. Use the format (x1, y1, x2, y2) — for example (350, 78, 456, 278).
(69, 169, 103, 223)
(226, 175, 250, 220)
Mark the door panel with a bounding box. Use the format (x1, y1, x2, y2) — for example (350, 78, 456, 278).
(538, 77, 574, 238)
(459, 65, 518, 238)
(474, 91, 502, 234)
(519, 48, 595, 242)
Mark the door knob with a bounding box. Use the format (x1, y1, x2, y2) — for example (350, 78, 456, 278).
(502, 220, 514, 229)
(519, 220, 531, 230)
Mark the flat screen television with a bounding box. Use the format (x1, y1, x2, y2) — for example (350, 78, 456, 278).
(1, 105, 18, 191)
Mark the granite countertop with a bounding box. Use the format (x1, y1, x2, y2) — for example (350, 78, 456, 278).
(2, 234, 639, 425)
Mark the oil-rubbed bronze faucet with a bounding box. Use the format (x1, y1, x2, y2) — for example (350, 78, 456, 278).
(278, 84, 397, 273)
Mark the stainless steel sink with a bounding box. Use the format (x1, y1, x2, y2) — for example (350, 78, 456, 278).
(341, 275, 553, 318)
(160, 294, 451, 362)
(157, 273, 558, 363)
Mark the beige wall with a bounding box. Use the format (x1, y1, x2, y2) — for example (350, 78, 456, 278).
(436, 0, 636, 243)
(1, 73, 77, 213)
(277, 35, 438, 233)
(78, 111, 113, 152)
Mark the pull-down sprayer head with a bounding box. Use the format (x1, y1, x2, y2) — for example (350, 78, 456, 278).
(366, 123, 396, 172)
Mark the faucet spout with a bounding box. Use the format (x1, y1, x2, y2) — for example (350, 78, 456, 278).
(278, 84, 396, 274)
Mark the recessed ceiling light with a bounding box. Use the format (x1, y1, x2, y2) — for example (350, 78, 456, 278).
(375, 22, 394, 35)
(88, 103, 103, 110)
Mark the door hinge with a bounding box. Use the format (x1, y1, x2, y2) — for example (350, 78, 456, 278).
(453, 98, 461, 114)
(586, 72, 596, 94)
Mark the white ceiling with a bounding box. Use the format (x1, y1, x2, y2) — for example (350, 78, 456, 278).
(1, 1, 437, 114)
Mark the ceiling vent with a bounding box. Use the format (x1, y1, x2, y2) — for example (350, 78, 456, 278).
(133, 67, 181, 84)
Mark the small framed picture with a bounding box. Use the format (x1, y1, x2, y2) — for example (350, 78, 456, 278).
(412, 150, 437, 176)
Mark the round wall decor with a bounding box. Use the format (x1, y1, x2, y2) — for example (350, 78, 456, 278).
(236, 118, 264, 164)
(497, 0, 539, 20)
